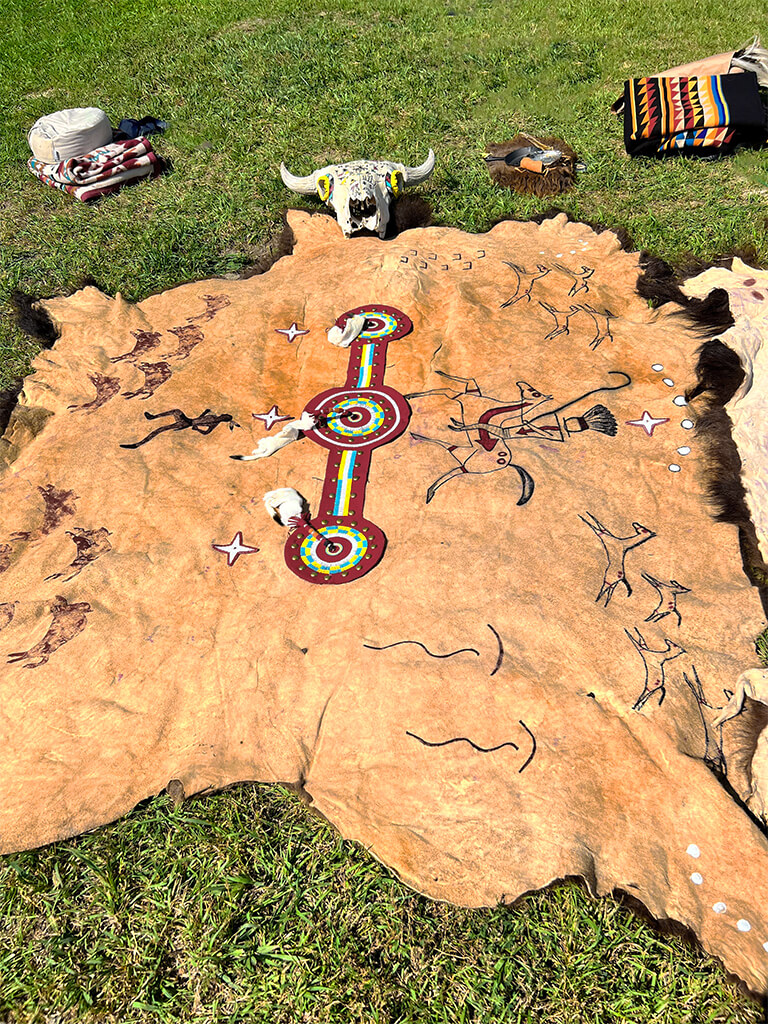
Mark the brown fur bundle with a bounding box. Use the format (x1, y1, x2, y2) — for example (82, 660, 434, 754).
(485, 134, 578, 197)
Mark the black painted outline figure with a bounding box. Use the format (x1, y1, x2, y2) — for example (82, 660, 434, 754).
(581, 304, 617, 350)
(120, 409, 238, 449)
(538, 301, 617, 350)
(500, 263, 551, 307)
(683, 665, 726, 774)
(539, 301, 579, 339)
(642, 573, 691, 626)
(552, 263, 594, 297)
(627, 627, 685, 710)
(407, 372, 629, 506)
(580, 512, 656, 606)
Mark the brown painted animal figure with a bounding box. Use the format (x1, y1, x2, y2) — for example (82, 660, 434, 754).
(7, 596, 92, 669)
(10, 485, 78, 542)
(0, 602, 16, 631)
(45, 528, 112, 581)
(122, 362, 172, 401)
(68, 373, 121, 414)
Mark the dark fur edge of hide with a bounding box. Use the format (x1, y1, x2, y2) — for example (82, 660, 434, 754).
(688, 339, 768, 618)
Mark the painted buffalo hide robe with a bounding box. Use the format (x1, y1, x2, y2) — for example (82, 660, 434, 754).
(2, 212, 768, 989)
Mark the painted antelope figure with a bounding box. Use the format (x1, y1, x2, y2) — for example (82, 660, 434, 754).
(642, 573, 691, 626)
(627, 627, 685, 711)
(110, 329, 163, 365)
(406, 371, 629, 505)
(580, 511, 656, 606)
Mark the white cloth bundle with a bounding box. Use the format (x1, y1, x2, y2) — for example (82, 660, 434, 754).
(28, 108, 112, 162)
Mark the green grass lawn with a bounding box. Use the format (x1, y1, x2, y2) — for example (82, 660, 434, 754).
(1, 0, 768, 1020)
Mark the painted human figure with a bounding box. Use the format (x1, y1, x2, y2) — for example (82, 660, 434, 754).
(120, 409, 237, 449)
(580, 512, 656, 605)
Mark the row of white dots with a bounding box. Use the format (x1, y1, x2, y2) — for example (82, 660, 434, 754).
(652, 365, 693, 473)
(686, 844, 768, 948)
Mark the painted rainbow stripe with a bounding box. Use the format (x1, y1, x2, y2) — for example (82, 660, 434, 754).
(333, 450, 357, 516)
(357, 344, 376, 387)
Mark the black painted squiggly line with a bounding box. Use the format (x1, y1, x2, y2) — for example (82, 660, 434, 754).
(364, 641, 480, 659)
(529, 371, 632, 423)
(518, 720, 536, 773)
(406, 731, 519, 752)
(487, 623, 504, 676)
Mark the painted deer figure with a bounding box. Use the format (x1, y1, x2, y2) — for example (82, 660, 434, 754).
(552, 263, 594, 297)
(538, 301, 580, 339)
(580, 511, 656, 605)
(627, 628, 685, 710)
(500, 263, 551, 307)
(642, 573, 691, 626)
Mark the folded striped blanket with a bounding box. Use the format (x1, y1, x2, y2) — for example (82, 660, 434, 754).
(28, 136, 161, 201)
(624, 70, 766, 156)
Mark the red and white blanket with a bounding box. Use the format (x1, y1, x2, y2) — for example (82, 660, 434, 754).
(28, 136, 161, 201)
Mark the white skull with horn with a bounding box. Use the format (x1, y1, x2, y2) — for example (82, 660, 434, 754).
(279, 152, 435, 238)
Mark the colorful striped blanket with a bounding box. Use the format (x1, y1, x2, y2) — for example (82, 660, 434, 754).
(623, 71, 766, 156)
(28, 136, 161, 201)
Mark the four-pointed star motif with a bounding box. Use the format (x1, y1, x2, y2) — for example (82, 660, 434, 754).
(625, 411, 670, 437)
(252, 405, 292, 430)
(275, 323, 309, 344)
(212, 532, 260, 566)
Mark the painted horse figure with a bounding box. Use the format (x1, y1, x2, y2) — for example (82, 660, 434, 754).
(406, 370, 630, 505)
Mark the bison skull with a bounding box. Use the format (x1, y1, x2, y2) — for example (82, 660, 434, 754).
(279, 152, 435, 238)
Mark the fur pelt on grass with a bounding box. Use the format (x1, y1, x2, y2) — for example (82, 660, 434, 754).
(485, 135, 579, 197)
